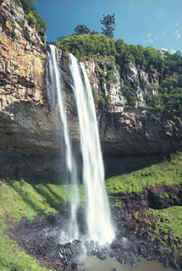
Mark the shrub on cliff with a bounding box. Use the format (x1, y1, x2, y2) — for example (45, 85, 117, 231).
(18, 0, 47, 41)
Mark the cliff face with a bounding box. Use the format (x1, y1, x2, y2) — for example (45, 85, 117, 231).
(83, 56, 182, 157)
(0, 0, 59, 180)
(0, 0, 45, 108)
(0, 0, 182, 180)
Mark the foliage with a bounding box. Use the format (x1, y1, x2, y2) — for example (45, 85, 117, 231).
(145, 75, 182, 113)
(100, 14, 115, 39)
(145, 93, 162, 110)
(74, 24, 91, 35)
(19, 0, 47, 41)
(121, 85, 137, 106)
(57, 34, 167, 73)
(159, 75, 182, 113)
(152, 206, 182, 240)
(57, 34, 116, 59)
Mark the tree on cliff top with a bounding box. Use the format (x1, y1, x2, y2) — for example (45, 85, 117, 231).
(74, 24, 91, 35)
(100, 14, 115, 39)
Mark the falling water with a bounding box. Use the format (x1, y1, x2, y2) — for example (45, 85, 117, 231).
(69, 54, 115, 245)
(46, 45, 80, 242)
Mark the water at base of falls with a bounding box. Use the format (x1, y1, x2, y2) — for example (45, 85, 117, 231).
(84, 257, 175, 271)
(46, 45, 115, 247)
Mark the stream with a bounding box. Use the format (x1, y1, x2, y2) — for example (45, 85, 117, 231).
(83, 257, 175, 271)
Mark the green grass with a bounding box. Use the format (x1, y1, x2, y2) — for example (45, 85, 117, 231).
(106, 152, 182, 194)
(0, 179, 85, 271)
(146, 207, 182, 256)
(150, 206, 182, 240)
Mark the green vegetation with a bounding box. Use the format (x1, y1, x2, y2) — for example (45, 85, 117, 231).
(145, 74, 182, 112)
(74, 24, 91, 35)
(106, 152, 182, 194)
(120, 84, 137, 106)
(143, 207, 182, 257)
(57, 33, 182, 113)
(18, 0, 47, 41)
(0, 179, 85, 271)
(100, 14, 115, 39)
(57, 34, 116, 60)
(132, 207, 182, 260)
(57, 36, 166, 73)
(153, 206, 182, 240)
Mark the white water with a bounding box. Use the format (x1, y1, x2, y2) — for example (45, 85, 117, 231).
(69, 54, 115, 245)
(46, 45, 80, 242)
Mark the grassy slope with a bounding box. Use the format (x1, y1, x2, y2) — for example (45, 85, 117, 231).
(106, 152, 182, 242)
(0, 179, 85, 271)
(144, 206, 182, 258)
(153, 206, 182, 239)
(106, 152, 182, 194)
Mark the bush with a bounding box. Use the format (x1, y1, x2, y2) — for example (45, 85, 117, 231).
(121, 85, 137, 106)
(27, 11, 37, 25)
(57, 34, 116, 59)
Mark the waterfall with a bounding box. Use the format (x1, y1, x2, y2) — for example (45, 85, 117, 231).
(46, 45, 115, 246)
(69, 54, 115, 245)
(46, 45, 80, 242)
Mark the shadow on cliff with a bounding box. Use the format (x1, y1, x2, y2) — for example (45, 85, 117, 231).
(104, 153, 170, 178)
(0, 150, 172, 182)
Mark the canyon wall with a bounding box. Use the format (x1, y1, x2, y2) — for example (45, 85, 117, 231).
(0, 0, 58, 179)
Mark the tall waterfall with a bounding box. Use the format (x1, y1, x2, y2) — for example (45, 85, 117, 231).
(69, 54, 115, 245)
(46, 45, 80, 242)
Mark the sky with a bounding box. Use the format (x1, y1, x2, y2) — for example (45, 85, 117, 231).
(36, 0, 182, 52)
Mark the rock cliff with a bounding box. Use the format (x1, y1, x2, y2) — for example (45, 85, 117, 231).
(0, 0, 182, 180)
(83, 56, 182, 158)
(0, 0, 58, 179)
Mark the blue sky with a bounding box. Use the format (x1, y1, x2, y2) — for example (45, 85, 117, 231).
(37, 0, 182, 52)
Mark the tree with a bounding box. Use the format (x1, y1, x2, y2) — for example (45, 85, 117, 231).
(100, 14, 115, 39)
(74, 24, 91, 35)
